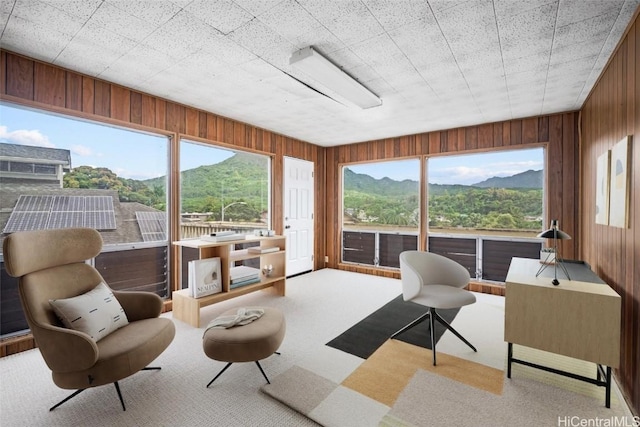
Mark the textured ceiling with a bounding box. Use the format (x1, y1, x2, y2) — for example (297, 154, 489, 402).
(1, 0, 638, 147)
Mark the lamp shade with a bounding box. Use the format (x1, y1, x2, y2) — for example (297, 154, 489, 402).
(537, 219, 571, 240)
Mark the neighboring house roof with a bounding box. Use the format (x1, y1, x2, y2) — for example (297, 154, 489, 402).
(0, 187, 165, 249)
(0, 143, 72, 168)
(0, 143, 166, 251)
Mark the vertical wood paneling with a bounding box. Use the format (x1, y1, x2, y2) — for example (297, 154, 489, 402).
(547, 115, 563, 229)
(493, 122, 504, 147)
(429, 132, 440, 153)
(155, 98, 166, 129)
(141, 94, 156, 127)
(130, 92, 142, 124)
(94, 80, 110, 117)
(110, 85, 130, 122)
(34, 63, 65, 107)
(198, 112, 207, 138)
(185, 107, 199, 136)
(65, 72, 83, 111)
(165, 103, 185, 133)
(561, 113, 577, 259)
(206, 113, 217, 139)
(580, 12, 639, 415)
(478, 123, 493, 149)
(539, 116, 549, 142)
(465, 126, 477, 150)
(522, 117, 538, 144)
(5, 54, 33, 99)
(82, 76, 94, 114)
(0, 51, 6, 95)
(510, 119, 522, 144)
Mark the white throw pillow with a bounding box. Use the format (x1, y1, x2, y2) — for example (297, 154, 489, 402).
(49, 282, 129, 342)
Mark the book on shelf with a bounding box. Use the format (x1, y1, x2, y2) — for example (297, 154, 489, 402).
(230, 265, 260, 282)
(200, 233, 246, 243)
(230, 276, 261, 289)
(247, 246, 279, 254)
(188, 258, 222, 298)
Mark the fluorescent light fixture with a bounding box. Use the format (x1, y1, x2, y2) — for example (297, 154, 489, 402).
(290, 46, 382, 109)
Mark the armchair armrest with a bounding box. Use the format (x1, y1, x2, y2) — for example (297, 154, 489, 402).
(113, 291, 163, 322)
(33, 324, 98, 373)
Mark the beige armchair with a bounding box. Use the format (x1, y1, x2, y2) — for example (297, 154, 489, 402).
(3, 227, 175, 411)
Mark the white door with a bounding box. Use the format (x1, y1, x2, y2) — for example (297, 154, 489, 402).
(283, 156, 314, 276)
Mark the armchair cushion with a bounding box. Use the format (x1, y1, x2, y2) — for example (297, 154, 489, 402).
(49, 282, 129, 342)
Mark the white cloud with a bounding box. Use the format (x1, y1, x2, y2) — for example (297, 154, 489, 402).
(0, 125, 54, 147)
(71, 144, 94, 156)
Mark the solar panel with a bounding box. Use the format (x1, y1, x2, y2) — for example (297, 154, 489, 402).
(3, 212, 49, 232)
(142, 232, 166, 242)
(85, 196, 114, 211)
(135, 211, 166, 242)
(47, 211, 84, 229)
(13, 195, 53, 211)
(52, 196, 84, 211)
(85, 211, 116, 230)
(6, 194, 118, 233)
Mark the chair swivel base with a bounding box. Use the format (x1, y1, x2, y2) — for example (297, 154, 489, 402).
(49, 366, 161, 411)
(391, 307, 476, 366)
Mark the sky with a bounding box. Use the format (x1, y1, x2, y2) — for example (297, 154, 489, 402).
(1, 103, 543, 185)
(0, 104, 233, 180)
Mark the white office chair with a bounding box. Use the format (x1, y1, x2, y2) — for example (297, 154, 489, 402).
(391, 250, 477, 365)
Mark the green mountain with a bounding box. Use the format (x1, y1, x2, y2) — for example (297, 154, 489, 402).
(343, 168, 418, 196)
(471, 169, 542, 188)
(145, 152, 269, 220)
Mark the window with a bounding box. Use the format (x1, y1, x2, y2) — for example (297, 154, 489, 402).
(179, 139, 271, 239)
(0, 103, 169, 338)
(341, 159, 420, 268)
(178, 139, 271, 289)
(427, 148, 545, 281)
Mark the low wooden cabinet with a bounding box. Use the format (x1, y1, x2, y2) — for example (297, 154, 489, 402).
(172, 235, 286, 327)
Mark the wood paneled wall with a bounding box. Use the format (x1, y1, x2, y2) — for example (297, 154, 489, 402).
(580, 10, 639, 416)
(325, 113, 580, 279)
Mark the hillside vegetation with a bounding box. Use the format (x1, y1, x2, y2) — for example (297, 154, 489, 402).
(62, 156, 543, 230)
(344, 168, 543, 230)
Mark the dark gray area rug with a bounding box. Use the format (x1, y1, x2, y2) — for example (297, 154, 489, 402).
(326, 295, 459, 359)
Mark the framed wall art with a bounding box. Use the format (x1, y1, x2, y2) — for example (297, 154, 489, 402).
(608, 135, 631, 228)
(595, 150, 610, 225)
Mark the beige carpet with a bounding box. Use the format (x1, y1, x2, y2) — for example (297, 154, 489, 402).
(262, 295, 629, 427)
(0, 269, 632, 426)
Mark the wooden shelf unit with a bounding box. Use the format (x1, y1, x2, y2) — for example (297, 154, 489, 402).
(172, 235, 286, 327)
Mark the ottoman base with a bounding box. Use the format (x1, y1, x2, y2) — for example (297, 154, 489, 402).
(203, 307, 285, 387)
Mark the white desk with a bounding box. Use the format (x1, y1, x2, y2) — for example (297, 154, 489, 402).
(504, 257, 621, 407)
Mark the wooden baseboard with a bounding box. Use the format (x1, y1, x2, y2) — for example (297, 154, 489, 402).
(468, 281, 506, 296)
(0, 334, 37, 357)
(336, 264, 506, 297)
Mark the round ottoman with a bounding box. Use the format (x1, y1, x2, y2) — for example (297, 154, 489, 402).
(203, 306, 285, 387)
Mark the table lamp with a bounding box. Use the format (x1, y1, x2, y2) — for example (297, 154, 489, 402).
(536, 219, 571, 285)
